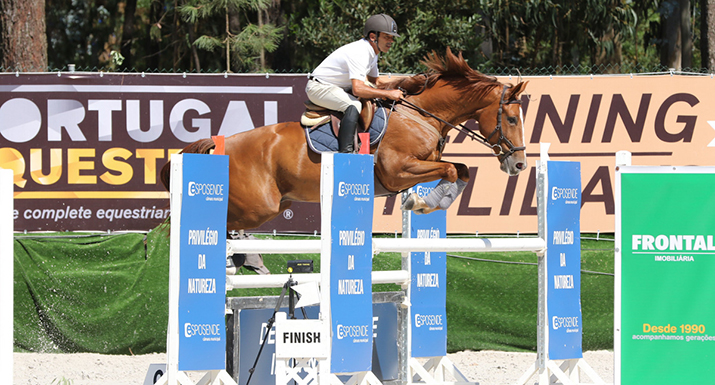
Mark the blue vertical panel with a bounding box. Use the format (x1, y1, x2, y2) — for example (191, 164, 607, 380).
(409, 181, 448, 358)
(237, 307, 321, 385)
(178, 153, 229, 371)
(546, 161, 583, 360)
(237, 303, 398, 385)
(330, 153, 374, 373)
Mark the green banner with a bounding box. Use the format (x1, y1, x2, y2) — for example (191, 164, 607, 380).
(618, 169, 715, 384)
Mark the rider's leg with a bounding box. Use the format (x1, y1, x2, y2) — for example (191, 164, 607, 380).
(306, 81, 363, 152)
(338, 105, 359, 153)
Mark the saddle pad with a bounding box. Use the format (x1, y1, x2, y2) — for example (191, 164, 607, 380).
(304, 107, 389, 153)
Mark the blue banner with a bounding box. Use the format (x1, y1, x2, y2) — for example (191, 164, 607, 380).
(177, 153, 229, 371)
(409, 181, 447, 358)
(237, 303, 399, 385)
(329, 153, 374, 373)
(546, 160, 583, 360)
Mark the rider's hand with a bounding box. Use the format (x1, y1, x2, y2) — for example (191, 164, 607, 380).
(384, 89, 404, 101)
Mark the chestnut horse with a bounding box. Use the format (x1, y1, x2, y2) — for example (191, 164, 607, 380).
(160, 49, 528, 232)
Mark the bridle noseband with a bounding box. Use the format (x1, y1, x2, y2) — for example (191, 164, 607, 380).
(397, 83, 525, 161)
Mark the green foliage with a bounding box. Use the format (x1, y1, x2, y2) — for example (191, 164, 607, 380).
(176, 0, 283, 72)
(286, 0, 484, 73)
(40, 1, 713, 74)
(479, 0, 637, 69)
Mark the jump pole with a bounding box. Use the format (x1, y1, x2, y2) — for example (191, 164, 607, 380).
(401, 181, 475, 385)
(157, 152, 237, 385)
(1, 168, 13, 382)
(516, 143, 606, 385)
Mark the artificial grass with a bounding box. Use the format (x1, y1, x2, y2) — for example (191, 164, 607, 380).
(228, 234, 615, 353)
(13, 230, 614, 353)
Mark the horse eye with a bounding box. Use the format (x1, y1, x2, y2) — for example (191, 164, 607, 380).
(507, 116, 518, 125)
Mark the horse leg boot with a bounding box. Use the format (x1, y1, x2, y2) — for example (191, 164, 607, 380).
(338, 105, 359, 153)
(402, 179, 468, 214)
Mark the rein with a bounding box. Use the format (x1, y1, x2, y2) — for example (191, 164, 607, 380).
(397, 84, 525, 160)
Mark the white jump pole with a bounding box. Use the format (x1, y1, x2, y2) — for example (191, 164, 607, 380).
(226, 237, 545, 255)
(1, 169, 13, 381)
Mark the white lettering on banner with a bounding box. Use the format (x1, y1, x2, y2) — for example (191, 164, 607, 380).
(339, 230, 365, 246)
(551, 186, 579, 204)
(260, 323, 276, 344)
(415, 185, 434, 197)
(416, 228, 440, 239)
(414, 313, 444, 329)
(632, 234, 715, 252)
(0, 96, 284, 144)
(554, 274, 574, 289)
(184, 322, 221, 338)
(188, 181, 224, 197)
(336, 324, 370, 340)
(552, 316, 579, 330)
(337, 279, 364, 295)
(553, 230, 574, 245)
(654, 255, 695, 262)
(187, 228, 219, 245)
(337, 181, 370, 197)
(187, 278, 217, 294)
(417, 273, 439, 288)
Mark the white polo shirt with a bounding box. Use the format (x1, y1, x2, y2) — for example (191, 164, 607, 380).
(310, 39, 379, 90)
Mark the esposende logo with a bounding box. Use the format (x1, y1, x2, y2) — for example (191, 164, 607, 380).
(336, 324, 370, 340)
(414, 313, 443, 328)
(552, 316, 579, 330)
(551, 186, 578, 200)
(337, 181, 370, 197)
(415, 185, 434, 198)
(188, 181, 224, 196)
(188, 181, 225, 201)
(184, 322, 221, 338)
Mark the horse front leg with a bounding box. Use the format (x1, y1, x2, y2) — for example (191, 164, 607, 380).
(395, 161, 470, 214)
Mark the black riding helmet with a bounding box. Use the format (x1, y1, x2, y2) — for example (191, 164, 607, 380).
(363, 14, 400, 38)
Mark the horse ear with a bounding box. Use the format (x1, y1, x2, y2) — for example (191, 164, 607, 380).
(508, 81, 529, 100)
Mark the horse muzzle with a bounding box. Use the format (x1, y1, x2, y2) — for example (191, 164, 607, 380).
(499, 149, 528, 176)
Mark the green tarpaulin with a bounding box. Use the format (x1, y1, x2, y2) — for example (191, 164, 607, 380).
(13, 227, 171, 354)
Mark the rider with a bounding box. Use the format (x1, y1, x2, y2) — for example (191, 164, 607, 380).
(306, 14, 404, 153)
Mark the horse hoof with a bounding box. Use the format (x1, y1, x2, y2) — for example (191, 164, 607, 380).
(401, 193, 416, 211)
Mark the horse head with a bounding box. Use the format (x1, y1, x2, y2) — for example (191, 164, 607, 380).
(479, 81, 529, 176)
(409, 48, 529, 176)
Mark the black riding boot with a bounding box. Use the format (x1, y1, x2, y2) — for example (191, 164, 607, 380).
(338, 105, 359, 153)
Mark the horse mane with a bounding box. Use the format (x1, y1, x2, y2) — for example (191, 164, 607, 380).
(381, 48, 500, 101)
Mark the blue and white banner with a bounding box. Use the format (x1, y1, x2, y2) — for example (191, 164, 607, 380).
(408, 181, 447, 358)
(236, 303, 399, 385)
(177, 153, 229, 371)
(546, 160, 583, 360)
(329, 153, 374, 373)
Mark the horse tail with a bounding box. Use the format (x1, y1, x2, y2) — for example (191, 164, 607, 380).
(160, 138, 216, 191)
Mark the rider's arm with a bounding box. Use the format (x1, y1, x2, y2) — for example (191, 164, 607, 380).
(351, 78, 403, 101)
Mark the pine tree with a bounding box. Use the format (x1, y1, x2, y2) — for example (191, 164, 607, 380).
(178, 0, 283, 72)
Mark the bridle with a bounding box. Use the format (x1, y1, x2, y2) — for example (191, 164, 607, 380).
(397, 83, 525, 161)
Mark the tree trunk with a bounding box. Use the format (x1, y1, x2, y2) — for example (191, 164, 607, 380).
(661, 0, 682, 69)
(680, 0, 692, 68)
(702, 0, 715, 69)
(120, 0, 137, 69)
(0, 0, 48, 71)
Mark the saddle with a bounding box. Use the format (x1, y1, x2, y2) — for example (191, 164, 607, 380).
(300, 98, 377, 137)
(302, 100, 389, 154)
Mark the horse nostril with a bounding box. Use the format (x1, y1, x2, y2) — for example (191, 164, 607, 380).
(516, 162, 525, 170)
